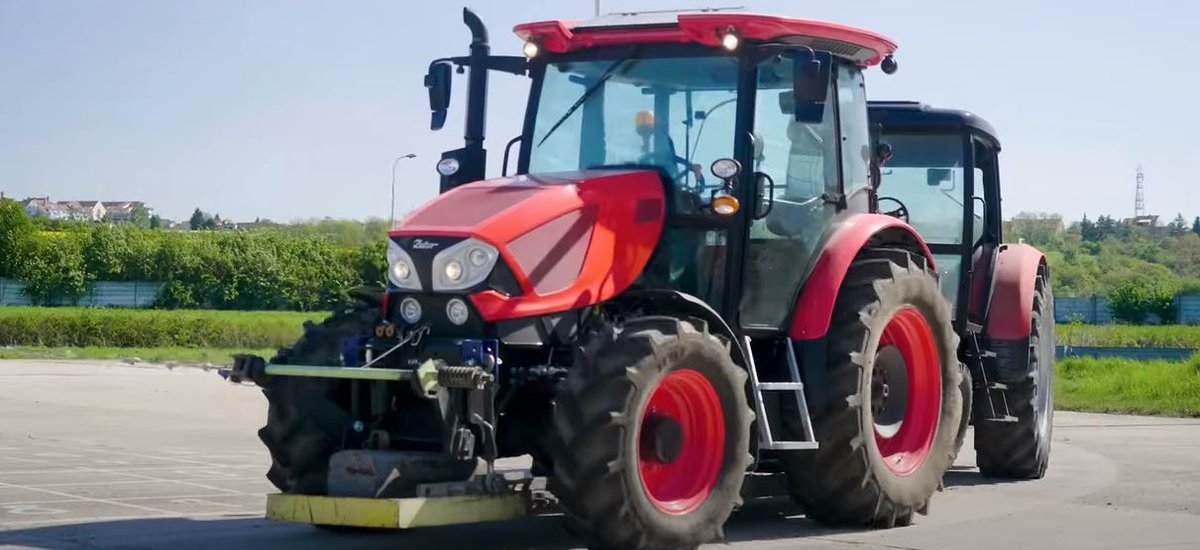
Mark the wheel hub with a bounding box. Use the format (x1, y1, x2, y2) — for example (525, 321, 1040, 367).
(640, 414, 684, 464)
(637, 369, 725, 515)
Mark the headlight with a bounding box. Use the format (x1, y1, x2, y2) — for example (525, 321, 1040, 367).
(711, 158, 741, 179)
(437, 158, 460, 176)
(399, 297, 422, 324)
(431, 238, 499, 291)
(387, 240, 420, 290)
(446, 298, 469, 325)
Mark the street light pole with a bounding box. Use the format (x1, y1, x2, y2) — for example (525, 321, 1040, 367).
(390, 153, 417, 226)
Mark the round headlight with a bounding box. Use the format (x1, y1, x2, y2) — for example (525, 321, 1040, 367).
(444, 260, 464, 282)
(721, 32, 740, 52)
(522, 41, 540, 59)
(468, 247, 490, 268)
(389, 259, 412, 283)
(436, 158, 460, 176)
(399, 297, 422, 324)
(446, 298, 470, 326)
(711, 158, 741, 180)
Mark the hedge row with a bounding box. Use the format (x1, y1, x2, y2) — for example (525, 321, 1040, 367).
(0, 307, 319, 348)
(0, 199, 387, 311)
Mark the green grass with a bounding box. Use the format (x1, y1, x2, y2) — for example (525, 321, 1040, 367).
(0, 306, 320, 348)
(0, 345, 276, 364)
(1056, 356, 1200, 417)
(1058, 324, 1200, 348)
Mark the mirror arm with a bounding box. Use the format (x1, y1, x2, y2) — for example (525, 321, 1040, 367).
(501, 135, 523, 177)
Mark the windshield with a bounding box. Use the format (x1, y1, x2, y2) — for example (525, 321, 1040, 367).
(528, 54, 739, 214)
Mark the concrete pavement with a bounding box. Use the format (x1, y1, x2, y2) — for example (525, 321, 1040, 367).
(1, 360, 1197, 549)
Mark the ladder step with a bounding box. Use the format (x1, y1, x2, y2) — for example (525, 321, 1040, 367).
(761, 440, 820, 451)
(757, 382, 805, 391)
(985, 415, 1019, 423)
(989, 382, 1008, 391)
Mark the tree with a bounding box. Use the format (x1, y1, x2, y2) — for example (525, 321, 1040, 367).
(149, 215, 162, 229)
(1192, 216, 1200, 237)
(128, 204, 152, 228)
(1095, 215, 1118, 240)
(0, 199, 36, 279)
(189, 208, 207, 230)
(1168, 214, 1188, 237)
(1079, 214, 1099, 242)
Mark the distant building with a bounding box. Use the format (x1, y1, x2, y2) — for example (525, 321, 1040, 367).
(101, 201, 149, 222)
(18, 197, 152, 223)
(1122, 215, 1159, 227)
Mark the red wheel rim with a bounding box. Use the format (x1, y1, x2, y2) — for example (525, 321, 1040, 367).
(637, 369, 725, 515)
(873, 306, 941, 476)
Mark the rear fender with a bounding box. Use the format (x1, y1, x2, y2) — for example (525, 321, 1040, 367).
(983, 243, 1047, 381)
(984, 243, 1047, 341)
(788, 214, 935, 341)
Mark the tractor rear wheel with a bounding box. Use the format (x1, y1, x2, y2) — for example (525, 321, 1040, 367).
(975, 269, 1054, 479)
(783, 250, 961, 527)
(547, 317, 754, 550)
(258, 305, 378, 494)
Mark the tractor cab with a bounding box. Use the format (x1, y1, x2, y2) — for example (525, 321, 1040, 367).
(425, 9, 899, 332)
(868, 101, 1003, 329)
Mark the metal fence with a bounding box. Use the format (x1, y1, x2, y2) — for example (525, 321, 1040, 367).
(1054, 294, 1200, 324)
(0, 279, 164, 308)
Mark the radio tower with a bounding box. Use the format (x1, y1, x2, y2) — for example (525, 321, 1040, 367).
(1135, 164, 1146, 218)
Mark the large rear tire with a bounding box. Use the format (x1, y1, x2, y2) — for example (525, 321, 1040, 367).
(783, 250, 961, 527)
(547, 317, 754, 550)
(258, 306, 378, 494)
(975, 269, 1054, 479)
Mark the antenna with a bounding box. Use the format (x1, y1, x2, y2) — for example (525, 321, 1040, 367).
(1135, 164, 1146, 218)
(595, 0, 600, 16)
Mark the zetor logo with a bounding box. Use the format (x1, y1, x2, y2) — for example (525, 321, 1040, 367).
(411, 239, 439, 250)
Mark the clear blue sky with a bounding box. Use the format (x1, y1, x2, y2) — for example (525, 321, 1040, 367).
(1, 1, 1196, 224)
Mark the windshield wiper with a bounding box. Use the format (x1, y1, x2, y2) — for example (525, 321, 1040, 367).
(536, 53, 638, 148)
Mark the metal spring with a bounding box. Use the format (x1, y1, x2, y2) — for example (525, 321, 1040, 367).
(437, 365, 492, 389)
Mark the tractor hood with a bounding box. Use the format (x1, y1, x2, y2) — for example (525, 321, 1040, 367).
(390, 169, 665, 321)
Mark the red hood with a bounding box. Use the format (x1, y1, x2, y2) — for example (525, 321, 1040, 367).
(391, 170, 665, 320)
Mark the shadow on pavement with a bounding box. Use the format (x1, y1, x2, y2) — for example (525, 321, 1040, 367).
(2, 499, 874, 550)
(942, 467, 1023, 488)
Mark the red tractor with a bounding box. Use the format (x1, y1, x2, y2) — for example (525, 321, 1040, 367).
(229, 9, 1054, 549)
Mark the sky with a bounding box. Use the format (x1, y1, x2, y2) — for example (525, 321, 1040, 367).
(1, 0, 1197, 224)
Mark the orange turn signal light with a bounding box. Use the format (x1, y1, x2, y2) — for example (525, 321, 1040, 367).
(711, 194, 740, 216)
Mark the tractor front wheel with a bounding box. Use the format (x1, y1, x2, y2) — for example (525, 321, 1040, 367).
(547, 317, 754, 550)
(783, 250, 961, 527)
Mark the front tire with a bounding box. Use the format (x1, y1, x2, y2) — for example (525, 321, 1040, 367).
(258, 306, 378, 494)
(547, 317, 754, 550)
(783, 250, 961, 527)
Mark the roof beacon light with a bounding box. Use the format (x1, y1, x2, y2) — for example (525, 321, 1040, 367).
(721, 27, 740, 51)
(522, 40, 540, 59)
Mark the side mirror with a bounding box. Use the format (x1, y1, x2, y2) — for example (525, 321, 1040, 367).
(792, 48, 831, 124)
(425, 62, 453, 131)
(927, 168, 954, 187)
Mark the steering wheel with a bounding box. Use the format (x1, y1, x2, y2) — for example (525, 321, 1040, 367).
(673, 158, 706, 190)
(878, 196, 910, 223)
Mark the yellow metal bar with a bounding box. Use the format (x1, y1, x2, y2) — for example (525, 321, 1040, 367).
(264, 364, 412, 382)
(265, 492, 530, 529)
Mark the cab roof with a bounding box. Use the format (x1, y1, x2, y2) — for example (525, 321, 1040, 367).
(868, 101, 1001, 146)
(513, 9, 897, 67)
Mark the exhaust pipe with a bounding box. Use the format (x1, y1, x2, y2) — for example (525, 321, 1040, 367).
(459, 8, 489, 185)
